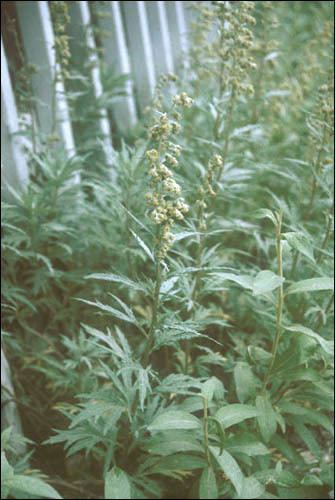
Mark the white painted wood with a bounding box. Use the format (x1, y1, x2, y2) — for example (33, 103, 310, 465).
(165, 1, 189, 72)
(1, 37, 29, 197)
(122, 1, 156, 109)
(145, 1, 174, 78)
(1, 344, 26, 455)
(179, 0, 196, 28)
(16, 1, 76, 161)
(96, 1, 137, 132)
(68, 1, 115, 173)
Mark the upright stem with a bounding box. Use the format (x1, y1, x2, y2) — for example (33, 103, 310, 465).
(290, 250, 299, 278)
(213, 20, 226, 142)
(305, 120, 327, 217)
(315, 292, 334, 331)
(217, 86, 236, 182)
(316, 210, 333, 264)
(251, 58, 264, 124)
(185, 201, 205, 373)
(142, 246, 163, 366)
(263, 211, 284, 390)
(203, 396, 211, 466)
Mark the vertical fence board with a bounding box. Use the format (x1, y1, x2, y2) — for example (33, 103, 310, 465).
(68, 1, 114, 173)
(122, 1, 156, 110)
(16, 1, 76, 160)
(1, 344, 26, 454)
(165, 1, 189, 72)
(4, 0, 194, 188)
(1, 37, 29, 195)
(96, 1, 137, 133)
(146, 1, 174, 79)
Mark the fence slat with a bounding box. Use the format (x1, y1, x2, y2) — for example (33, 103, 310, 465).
(146, 1, 174, 78)
(165, 1, 189, 72)
(68, 1, 115, 173)
(16, 1, 76, 159)
(122, 1, 156, 110)
(1, 37, 29, 196)
(96, 1, 137, 133)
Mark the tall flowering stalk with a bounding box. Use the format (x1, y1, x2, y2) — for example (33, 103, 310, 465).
(49, 1, 71, 138)
(184, 153, 224, 371)
(142, 92, 193, 365)
(188, 1, 256, 180)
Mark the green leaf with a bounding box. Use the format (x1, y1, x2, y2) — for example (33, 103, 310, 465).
(69, 401, 124, 430)
(199, 467, 218, 499)
(209, 417, 226, 455)
(77, 299, 136, 325)
(148, 410, 201, 432)
(85, 273, 146, 292)
(201, 376, 223, 402)
(1, 429, 12, 453)
(1, 452, 13, 483)
(283, 232, 315, 263)
(82, 324, 125, 358)
(144, 431, 203, 456)
(278, 401, 333, 433)
(147, 454, 206, 475)
(290, 419, 320, 456)
(9, 476, 62, 499)
(137, 368, 151, 411)
(254, 209, 277, 226)
(225, 434, 269, 457)
(214, 273, 253, 290)
(105, 467, 131, 500)
(284, 324, 334, 356)
(271, 435, 305, 465)
(255, 395, 277, 443)
(248, 346, 272, 363)
(215, 404, 258, 429)
(286, 277, 334, 295)
(234, 363, 257, 403)
(210, 447, 244, 496)
(160, 276, 179, 295)
(238, 477, 265, 499)
(252, 270, 284, 296)
(130, 230, 154, 262)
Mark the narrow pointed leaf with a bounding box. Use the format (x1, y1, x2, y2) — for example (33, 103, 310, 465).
(148, 411, 201, 432)
(210, 447, 244, 496)
(199, 466, 218, 499)
(105, 467, 131, 499)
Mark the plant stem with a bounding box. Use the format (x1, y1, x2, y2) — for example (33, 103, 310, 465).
(185, 201, 205, 373)
(263, 211, 284, 390)
(203, 396, 211, 466)
(213, 17, 226, 141)
(314, 292, 334, 331)
(142, 241, 163, 366)
(305, 121, 327, 218)
(290, 250, 299, 277)
(316, 210, 333, 264)
(251, 58, 264, 124)
(217, 86, 236, 182)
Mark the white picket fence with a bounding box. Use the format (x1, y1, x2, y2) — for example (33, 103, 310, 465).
(1, 0, 193, 196)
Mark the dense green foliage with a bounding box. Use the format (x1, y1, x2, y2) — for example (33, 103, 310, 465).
(1, 2, 334, 499)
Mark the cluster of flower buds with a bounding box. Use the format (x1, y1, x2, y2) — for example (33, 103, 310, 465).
(145, 94, 193, 259)
(204, 154, 224, 196)
(195, 153, 224, 230)
(318, 83, 334, 118)
(203, 154, 223, 197)
(149, 73, 179, 114)
(50, 1, 71, 80)
(189, 1, 257, 97)
(173, 92, 194, 108)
